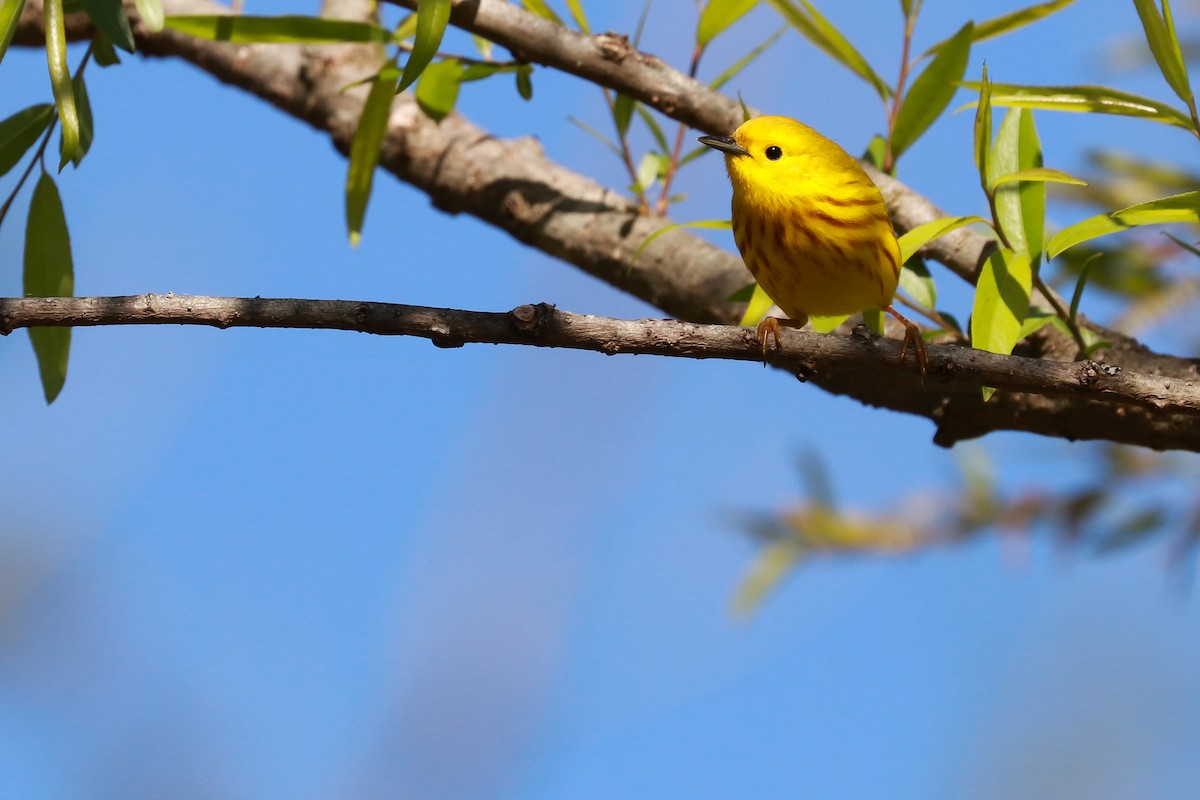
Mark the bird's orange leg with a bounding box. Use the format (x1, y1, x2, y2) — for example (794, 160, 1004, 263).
(886, 305, 927, 377)
(754, 315, 808, 362)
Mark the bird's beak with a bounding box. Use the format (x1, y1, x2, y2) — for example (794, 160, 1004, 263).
(698, 134, 749, 157)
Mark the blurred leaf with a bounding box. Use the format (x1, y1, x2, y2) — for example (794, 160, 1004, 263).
(971, 247, 1031, 399)
(459, 62, 524, 82)
(633, 151, 661, 192)
(394, 12, 418, 40)
(24, 173, 74, 404)
(727, 283, 755, 302)
(0, 104, 54, 179)
(568, 115, 622, 157)
(632, 0, 653, 47)
(91, 30, 121, 66)
(679, 143, 710, 167)
(897, 214, 986, 263)
(61, 72, 93, 168)
(613, 93, 635, 137)
(697, 0, 758, 46)
(710, 25, 786, 91)
(974, 63, 992, 186)
(961, 82, 1194, 130)
(82, 0, 135, 52)
(740, 282, 775, 326)
(991, 166, 1087, 187)
(766, 0, 890, 101)
(732, 539, 803, 616)
(1163, 230, 1200, 258)
(398, 0, 451, 94)
(516, 66, 533, 100)
(521, 0, 563, 25)
(0, 0, 27, 66)
(1132, 0, 1192, 107)
(1047, 191, 1200, 257)
(133, 0, 164, 31)
(634, 105, 670, 155)
(165, 15, 393, 43)
(1095, 507, 1166, 553)
(924, 0, 1075, 57)
(863, 133, 886, 169)
(345, 65, 399, 246)
(415, 58, 463, 122)
(898, 256, 936, 309)
(890, 22, 972, 160)
(797, 449, 836, 509)
(45, 0, 79, 171)
(471, 34, 493, 61)
(634, 218, 732, 262)
(566, 0, 590, 31)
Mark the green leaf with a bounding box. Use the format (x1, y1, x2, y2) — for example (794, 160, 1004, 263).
(164, 15, 393, 43)
(697, 0, 758, 46)
(988, 108, 1044, 263)
(960, 82, 1194, 130)
(566, 0, 590, 31)
(971, 247, 1031, 399)
(862, 133, 886, 169)
(1132, 0, 1192, 106)
(134, 0, 164, 31)
(710, 25, 786, 91)
(1017, 309, 1056, 340)
(1047, 191, 1200, 257)
(0, 0, 28, 66)
(415, 58, 463, 122)
(521, 0, 563, 25)
(1163, 231, 1200, 259)
(612, 93, 635, 137)
(345, 65, 400, 246)
(459, 62, 524, 82)
(924, 0, 1076, 57)
(45, 0, 80, 171)
(897, 215, 986, 263)
(61, 72, 93, 168)
(1069, 252, 1100, 321)
(890, 22, 972, 160)
(24, 173, 74, 404)
(766, 0, 890, 101)
(740, 282, 776, 326)
(82, 0, 135, 53)
(0, 104, 54, 179)
(974, 63, 992, 185)
(862, 307, 884, 335)
(515, 66, 533, 100)
(634, 218, 732, 261)
(394, 13, 418, 40)
(471, 34, 493, 61)
(898, 256, 936, 310)
(808, 314, 848, 332)
(633, 151, 662, 192)
(91, 30, 122, 66)
(990, 166, 1087, 187)
(399, 0, 451, 94)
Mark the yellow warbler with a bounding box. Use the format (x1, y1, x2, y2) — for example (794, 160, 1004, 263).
(699, 116, 925, 372)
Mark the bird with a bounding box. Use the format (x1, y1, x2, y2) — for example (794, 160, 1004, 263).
(698, 115, 926, 373)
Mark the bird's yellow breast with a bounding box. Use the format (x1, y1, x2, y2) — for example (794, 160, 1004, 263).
(719, 116, 901, 319)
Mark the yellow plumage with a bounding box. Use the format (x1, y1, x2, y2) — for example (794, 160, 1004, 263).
(699, 116, 923, 371)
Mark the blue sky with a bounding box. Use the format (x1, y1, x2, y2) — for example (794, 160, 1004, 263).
(1, 1, 1199, 798)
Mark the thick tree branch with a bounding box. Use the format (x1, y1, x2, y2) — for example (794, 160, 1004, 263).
(4, 294, 1200, 452)
(9, 1, 1200, 451)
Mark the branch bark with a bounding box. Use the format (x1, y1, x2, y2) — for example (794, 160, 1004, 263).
(9, 0, 1200, 452)
(4, 293, 1200, 451)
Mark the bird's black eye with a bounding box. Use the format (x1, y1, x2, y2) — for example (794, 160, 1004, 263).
(765, 145, 783, 161)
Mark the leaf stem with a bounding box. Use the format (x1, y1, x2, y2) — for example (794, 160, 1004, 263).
(882, 8, 919, 174)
